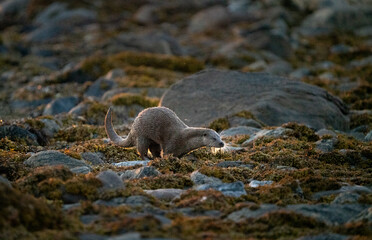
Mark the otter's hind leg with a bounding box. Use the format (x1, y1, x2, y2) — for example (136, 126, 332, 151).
(137, 137, 151, 160)
(149, 142, 161, 158)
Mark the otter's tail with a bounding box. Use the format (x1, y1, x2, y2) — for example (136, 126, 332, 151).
(105, 107, 135, 147)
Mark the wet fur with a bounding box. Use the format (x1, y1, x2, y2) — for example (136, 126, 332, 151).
(105, 107, 224, 159)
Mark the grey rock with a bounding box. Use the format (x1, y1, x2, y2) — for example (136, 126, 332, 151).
(0, 175, 11, 188)
(39, 118, 61, 138)
(355, 25, 372, 37)
(121, 166, 160, 180)
(68, 102, 90, 116)
(249, 180, 273, 188)
(228, 117, 264, 128)
(145, 189, 186, 201)
(242, 127, 292, 146)
(265, 61, 293, 76)
(63, 203, 81, 211)
(84, 77, 117, 99)
(133, 4, 159, 24)
(125, 195, 151, 206)
(34, 2, 67, 25)
(113, 160, 150, 167)
(286, 204, 368, 225)
(160, 69, 349, 130)
(81, 152, 104, 166)
(70, 166, 91, 174)
(190, 171, 222, 185)
(365, 130, 372, 141)
(330, 44, 353, 54)
(80, 214, 101, 225)
(227, 204, 279, 222)
(196, 181, 247, 197)
(94, 197, 126, 207)
(43, 96, 79, 115)
(27, 8, 97, 43)
(107, 232, 141, 240)
(220, 126, 260, 138)
(0, 0, 30, 21)
(332, 192, 360, 204)
(79, 233, 107, 240)
(276, 165, 297, 171)
(350, 55, 372, 68)
(104, 69, 126, 80)
(216, 161, 254, 169)
(188, 5, 230, 33)
(102, 87, 166, 101)
(116, 31, 184, 56)
(96, 170, 124, 191)
(315, 138, 337, 153)
(312, 185, 372, 200)
(24, 150, 87, 168)
(289, 67, 311, 79)
(350, 206, 372, 223)
(0, 125, 38, 145)
(296, 233, 348, 240)
(316, 129, 337, 138)
(300, 6, 372, 34)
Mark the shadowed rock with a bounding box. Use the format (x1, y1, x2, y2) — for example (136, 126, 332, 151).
(160, 69, 349, 130)
(24, 150, 88, 168)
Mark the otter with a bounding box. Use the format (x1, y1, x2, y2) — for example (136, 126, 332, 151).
(105, 107, 224, 159)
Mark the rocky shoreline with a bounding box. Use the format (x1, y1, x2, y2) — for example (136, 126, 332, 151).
(0, 0, 371, 239)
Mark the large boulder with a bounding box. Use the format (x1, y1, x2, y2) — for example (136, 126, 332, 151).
(160, 69, 349, 130)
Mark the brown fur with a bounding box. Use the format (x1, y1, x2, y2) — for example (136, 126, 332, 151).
(105, 107, 224, 159)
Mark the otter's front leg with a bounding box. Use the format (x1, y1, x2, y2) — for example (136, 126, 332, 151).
(137, 137, 151, 160)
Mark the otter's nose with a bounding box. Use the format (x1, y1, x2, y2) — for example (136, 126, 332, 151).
(219, 142, 224, 148)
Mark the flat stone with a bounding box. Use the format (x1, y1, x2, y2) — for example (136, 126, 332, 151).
(113, 160, 150, 167)
(24, 150, 88, 169)
(70, 166, 91, 174)
(312, 185, 372, 200)
(121, 166, 160, 180)
(81, 152, 104, 166)
(315, 138, 337, 153)
(190, 171, 222, 185)
(249, 180, 273, 188)
(0, 125, 39, 145)
(43, 96, 79, 115)
(145, 189, 186, 201)
(195, 181, 247, 197)
(188, 5, 230, 33)
(227, 204, 279, 222)
(84, 77, 117, 99)
(242, 127, 292, 146)
(0, 175, 11, 188)
(332, 192, 360, 204)
(125, 195, 151, 206)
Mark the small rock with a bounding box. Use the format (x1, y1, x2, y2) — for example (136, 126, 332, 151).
(0, 0, 30, 22)
(81, 152, 105, 166)
(70, 166, 91, 174)
(107, 232, 141, 240)
(350, 55, 372, 68)
(188, 5, 230, 33)
(289, 67, 311, 79)
(125, 195, 151, 206)
(133, 4, 159, 25)
(349, 206, 372, 223)
(332, 192, 360, 204)
(249, 180, 273, 188)
(216, 161, 254, 169)
(39, 118, 61, 138)
(94, 197, 126, 207)
(242, 127, 292, 146)
(0, 175, 11, 188)
(24, 150, 88, 169)
(330, 44, 353, 54)
(227, 204, 279, 222)
(43, 96, 79, 115)
(220, 126, 260, 138)
(145, 189, 186, 201)
(121, 166, 160, 180)
(265, 61, 293, 76)
(0, 125, 39, 145)
(79, 233, 107, 240)
(276, 165, 297, 171)
(84, 77, 117, 99)
(113, 160, 150, 167)
(315, 138, 337, 153)
(365, 130, 372, 141)
(312, 185, 372, 200)
(96, 170, 124, 191)
(104, 69, 126, 80)
(68, 102, 90, 116)
(196, 181, 247, 197)
(316, 129, 337, 138)
(190, 171, 222, 185)
(80, 214, 101, 225)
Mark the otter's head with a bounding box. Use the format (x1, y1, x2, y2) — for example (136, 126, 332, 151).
(202, 129, 224, 148)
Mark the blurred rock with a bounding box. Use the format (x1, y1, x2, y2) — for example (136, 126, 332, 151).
(43, 96, 79, 115)
(289, 67, 311, 79)
(84, 77, 117, 99)
(242, 127, 292, 146)
(133, 4, 159, 25)
(196, 181, 247, 197)
(296, 233, 349, 240)
(332, 192, 360, 204)
(227, 204, 279, 222)
(0, 175, 12, 188)
(81, 152, 105, 166)
(0, 124, 38, 145)
(160, 69, 349, 130)
(315, 129, 337, 138)
(24, 150, 88, 168)
(190, 171, 222, 185)
(0, 0, 30, 26)
(216, 161, 254, 169)
(188, 5, 230, 33)
(70, 166, 91, 174)
(249, 180, 273, 188)
(315, 138, 337, 153)
(145, 189, 186, 201)
(113, 161, 150, 167)
(365, 130, 372, 141)
(220, 126, 260, 138)
(121, 166, 161, 180)
(96, 170, 125, 191)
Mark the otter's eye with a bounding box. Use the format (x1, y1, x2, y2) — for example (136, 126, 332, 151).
(203, 133, 207, 137)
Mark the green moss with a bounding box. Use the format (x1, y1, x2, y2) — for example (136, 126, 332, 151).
(209, 117, 230, 132)
(64, 173, 102, 200)
(150, 156, 196, 174)
(199, 166, 237, 183)
(80, 54, 113, 79)
(25, 118, 46, 130)
(110, 93, 159, 108)
(0, 149, 30, 181)
(282, 122, 319, 142)
(300, 176, 341, 197)
(131, 174, 193, 190)
(85, 102, 109, 125)
(54, 125, 106, 142)
(334, 135, 362, 150)
(350, 112, 372, 130)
